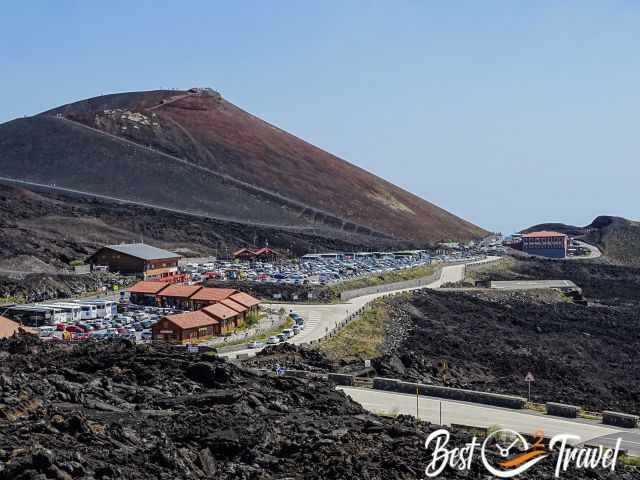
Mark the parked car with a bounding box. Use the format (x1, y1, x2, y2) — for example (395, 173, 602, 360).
(65, 325, 85, 334)
(247, 340, 264, 349)
(141, 331, 153, 341)
(38, 326, 56, 337)
(72, 333, 92, 341)
(266, 336, 280, 345)
(281, 329, 294, 338)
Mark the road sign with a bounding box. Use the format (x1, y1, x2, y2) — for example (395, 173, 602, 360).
(364, 359, 371, 368)
(525, 372, 535, 403)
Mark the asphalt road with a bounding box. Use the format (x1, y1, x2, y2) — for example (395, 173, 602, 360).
(221, 257, 497, 359)
(572, 240, 602, 260)
(490, 280, 579, 291)
(339, 387, 640, 455)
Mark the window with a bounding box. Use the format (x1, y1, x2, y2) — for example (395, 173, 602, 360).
(198, 327, 208, 336)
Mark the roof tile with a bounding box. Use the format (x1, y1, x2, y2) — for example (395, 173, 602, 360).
(162, 311, 218, 330)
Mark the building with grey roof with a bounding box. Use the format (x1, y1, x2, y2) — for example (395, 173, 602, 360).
(87, 243, 181, 279)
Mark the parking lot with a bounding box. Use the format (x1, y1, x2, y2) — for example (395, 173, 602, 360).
(179, 249, 495, 286)
(39, 303, 181, 343)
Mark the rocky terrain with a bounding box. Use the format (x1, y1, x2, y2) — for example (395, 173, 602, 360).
(372, 288, 640, 415)
(0, 338, 633, 479)
(0, 272, 131, 304)
(0, 88, 486, 243)
(0, 184, 388, 273)
(474, 257, 640, 307)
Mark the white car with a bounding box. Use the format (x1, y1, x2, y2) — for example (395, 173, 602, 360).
(38, 326, 56, 337)
(266, 336, 280, 345)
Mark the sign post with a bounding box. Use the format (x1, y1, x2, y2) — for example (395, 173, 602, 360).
(525, 371, 535, 403)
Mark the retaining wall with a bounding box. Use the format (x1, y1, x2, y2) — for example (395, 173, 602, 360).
(328, 373, 355, 386)
(339, 268, 443, 301)
(372, 377, 526, 410)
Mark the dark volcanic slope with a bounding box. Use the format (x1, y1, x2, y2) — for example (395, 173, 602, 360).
(376, 289, 640, 415)
(0, 185, 384, 271)
(0, 88, 486, 243)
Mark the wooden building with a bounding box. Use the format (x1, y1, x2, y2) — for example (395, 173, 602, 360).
(253, 247, 278, 262)
(202, 303, 240, 333)
(189, 288, 237, 309)
(233, 248, 256, 262)
(229, 292, 261, 312)
(87, 243, 181, 279)
(127, 281, 169, 306)
(156, 284, 203, 310)
(152, 311, 220, 343)
(219, 298, 248, 323)
(232, 247, 279, 262)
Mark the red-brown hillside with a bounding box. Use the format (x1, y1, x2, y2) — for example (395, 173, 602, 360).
(2, 88, 485, 243)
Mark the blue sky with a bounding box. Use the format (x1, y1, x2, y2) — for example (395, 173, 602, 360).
(1, 1, 639, 234)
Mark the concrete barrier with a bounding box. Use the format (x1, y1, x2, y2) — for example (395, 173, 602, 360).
(603, 411, 639, 428)
(546, 402, 581, 418)
(328, 373, 355, 386)
(373, 377, 402, 391)
(372, 377, 526, 409)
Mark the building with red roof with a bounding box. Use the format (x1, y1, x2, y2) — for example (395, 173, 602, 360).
(202, 303, 241, 333)
(127, 281, 170, 306)
(156, 284, 203, 310)
(233, 247, 279, 262)
(151, 310, 220, 343)
(230, 291, 261, 310)
(220, 298, 248, 317)
(190, 287, 237, 309)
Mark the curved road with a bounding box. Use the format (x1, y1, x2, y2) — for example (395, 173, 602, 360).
(221, 257, 497, 359)
(572, 240, 602, 260)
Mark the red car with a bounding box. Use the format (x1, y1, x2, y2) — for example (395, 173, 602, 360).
(65, 325, 86, 334)
(72, 333, 92, 341)
(56, 323, 66, 331)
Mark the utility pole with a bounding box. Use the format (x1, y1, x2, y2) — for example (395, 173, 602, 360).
(416, 386, 419, 424)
